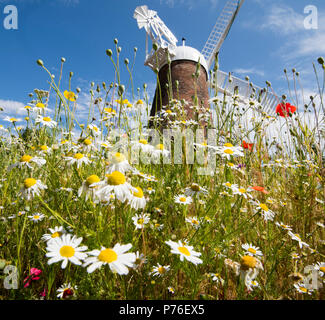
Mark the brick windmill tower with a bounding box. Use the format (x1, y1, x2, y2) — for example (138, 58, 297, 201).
(134, 1, 279, 126)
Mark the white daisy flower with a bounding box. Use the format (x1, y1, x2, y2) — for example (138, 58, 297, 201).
(132, 213, 150, 229)
(185, 216, 202, 229)
(245, 278, 260, 291)
(174, 195, 193, 205)
(87, 124, 101, 136)
(3, 116, 22, 123)
(146, 187, 155, 194)
(45, 234, 88, 269)
(57, 283, 77, 299)
(288, 232, 310, 249)
(253, 201, 275, 221)
(216, 143, 244, 160)
(165, 240, 203, 265)
(20, 178, 47, 200)
(28, 213, 45, 223)
(131, 138, 154, 154)
(78, 175, 104, 201)
(275, 222, 293, 231)
(65, 153, 91, 168)
(8, 154, 46, 170)
(242, 243, 263, 257)
(184, 183, 208, 197)
(128, 187, 147, 210)
(83, 243, 136, 275)
(209, 273, 225, 285)
(150, 144, 170, 161)
(35, 115, 57, 128)
(38, 144, 52, 155)
(95, 171, 134, 203)
(313, 262, 325, 277)
(168, 286, 175, 294)
(294, 282, 313, 295)
(232, 186, 252, 199)
(133, 251, 147, 269)
(41, 226, 67, 243)
(150, 263, 170, 277)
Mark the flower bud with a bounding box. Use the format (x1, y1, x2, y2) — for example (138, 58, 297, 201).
(70, 71, 74, 77)
(117, 47, 122, 53)
(106, 49, 113, 57)
(318, 57, 325, 65)
(134, 47, 138, 52)
(152, 42, 158, 51)
(61, 57, 66, 63)
(76, 87, 81, 93)
(114, 38, 118, 45)
(37, 59, 44, 66)
(124, 58, 129, 65)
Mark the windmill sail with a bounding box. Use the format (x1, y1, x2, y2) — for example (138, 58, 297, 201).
(201, 0, 245, 70)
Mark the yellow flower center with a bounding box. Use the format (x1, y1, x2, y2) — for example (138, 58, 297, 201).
(74, 153, 84, 160)
(238, 188, 246, 194)
(166, 110, 172, 114)
(224, 149, 234, 155)
(40, 145, 48, 151)
(98, 248, 118, 263)
(104, 107, 116, 114)
(139, 139, 148, 145)
(190, 184, 200, 192)
(225, 183, 232, 187)
(158, 266, 166, 274)
(248, 248, 257, 254)
(64, 91, 76, 102)
(192, 219, 199, 225)
(179, 197, 187, 202)
(106, 171, 126, 186)
(59, 245, 75, 258)
(241, 255, 257, 270)
(10, 118, 18, 122)
(83, 139, 92, 146)
(24, 178, 37, 189)
(51, 232, 62, 238)
(136, 99, 143, 105)
(20, 155, 33, 163)
(86, 175, 100, 187)
(299, 287, 307, 293)
(43, 117, 51, 122)
(319, 267, 325, 273)
(137, 218, 144, 225)
(259, 203, 269, 212)
(228, 162, 235, 167)
(224, 143, 234, 147)
(33, 215, 40, 220)
(155, 144, 164, 150)
(133, 187, 144, 198)
(178, 246, 191, 256)
(112, 152, 125, 163)
(36, 103, 45, 109)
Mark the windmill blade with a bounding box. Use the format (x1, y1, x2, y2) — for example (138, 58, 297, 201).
(213, 70, 279, 116)
(133, 5, 157, 33)
(202, 0, 245, 70)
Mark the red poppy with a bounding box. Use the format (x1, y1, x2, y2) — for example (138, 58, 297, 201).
(242, 140, 254, 151)
(275, 102, 296, 117)
(249, 186, 269, 194)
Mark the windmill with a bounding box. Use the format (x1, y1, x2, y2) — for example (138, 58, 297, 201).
(133, 1, 278, 124)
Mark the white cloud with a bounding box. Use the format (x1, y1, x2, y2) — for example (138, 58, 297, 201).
(0, 99, 26, 116)
(233, 67, 265, 77)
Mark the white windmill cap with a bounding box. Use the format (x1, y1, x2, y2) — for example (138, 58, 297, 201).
(160, 46, 209, 75)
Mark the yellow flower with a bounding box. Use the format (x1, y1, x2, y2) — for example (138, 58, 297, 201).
(64, 90, 76, 102)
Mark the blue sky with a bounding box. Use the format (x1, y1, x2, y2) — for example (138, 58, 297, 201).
(0, 0, 324, 120)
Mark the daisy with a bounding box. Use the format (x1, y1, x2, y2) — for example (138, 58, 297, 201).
(45, 234, 88, 269)
(128, 187, 147, 210)
(8, 154, 46, 170)
(80, 138, 97, 153)
(83, 243, 136, 275)
(288, 232, 310, 249)
(174, 195, 193, 205)
(28, 213, 45, 223)
(168, 287, 175, 294)
(209, 273, 225, 285)
(185, 216, 202, 229)
(38, 144, 52, 155)
(216, 143, 244, 160)
(150, 263, 170, 277)
(78, 175, 104, 201)
(65, 153, 91, 169)
(150, 144, 170, 161)
(133, 251, 147, 269)
(242, 243, 263, 257)
(245, 278, 260, 291)
(35, 115, 57, 128)
(294, 282, 313, 295)
(4, 116, 22, 123)
(131, 138, 154, 154)
(106, 152, 132, 174)
(161, 109, 176, 118)
(313, 262, 325, 277)
(20, 178, 47, 200)
(232, 186, 252, 199)
(95, 171, 134, 203)
(146, 187, 155, 194)
(253, 201, 275, 221)
(132, 213, 150, 229)
(275, 221, 293, 231)
(41, 226, 67, 243)
(165, 240, 203, 265)
(87, 124, 101, 136)
(57, 283, 77, 299)
(184, 183, 208, 197)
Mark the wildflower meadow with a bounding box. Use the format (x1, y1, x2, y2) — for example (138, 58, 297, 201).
(0, 40, 325, 301)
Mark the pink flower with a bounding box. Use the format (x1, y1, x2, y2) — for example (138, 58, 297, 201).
(23, 268, 42, 288)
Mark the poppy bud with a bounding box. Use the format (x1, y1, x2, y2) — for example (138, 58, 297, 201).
(37, 59, 44, 66)
(292, 68, 296, 73)
(152, 42, 158, 51)
(266, 81, 271, 87)
(143, 83, 147, 89)
(124, 58, 129, 65)
(76, 87, 81, 93)
(284, 69, 287, 73)
(70, 72, 73, 77)
(318, 57, 325, 65)
(106, 49, 113, 57)
(118, 85, 125, 96)
(114, 38, 118, 45)
(117, 47, 122, 53)
(134, 47, 138, 52)
(91, 82, 95, 87)
(61, 57, 66, 63)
